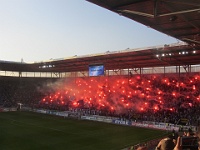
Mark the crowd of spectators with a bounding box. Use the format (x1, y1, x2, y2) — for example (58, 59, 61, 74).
(0, 73, 200, 126)
(37, 74, 200, 126)
(0, 77, 53, 108)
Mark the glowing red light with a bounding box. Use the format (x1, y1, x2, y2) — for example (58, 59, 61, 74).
(154, 106, 158, 110)
(40, 75, 200, 114)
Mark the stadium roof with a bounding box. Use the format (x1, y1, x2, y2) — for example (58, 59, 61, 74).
(0, 0, 200, 73)
(1, 43, 200, 72)
(87, 0, 200, 45)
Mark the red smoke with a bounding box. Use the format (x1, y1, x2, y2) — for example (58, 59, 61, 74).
(39, 74, 200, 113)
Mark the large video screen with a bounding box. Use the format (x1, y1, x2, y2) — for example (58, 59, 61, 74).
(89, 64, 104, 76)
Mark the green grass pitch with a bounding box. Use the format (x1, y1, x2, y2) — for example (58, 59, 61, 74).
(0, 111, 167, 150)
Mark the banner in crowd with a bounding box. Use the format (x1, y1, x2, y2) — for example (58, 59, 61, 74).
(112, 119, 131, 126)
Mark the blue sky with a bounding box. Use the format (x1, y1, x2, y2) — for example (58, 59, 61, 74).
(0, 0, 178, 62)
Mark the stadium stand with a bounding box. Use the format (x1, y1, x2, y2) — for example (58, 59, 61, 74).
(0, 1, 200, 149)
(1, 74, 200, 127)
(32, 74, 200, 125)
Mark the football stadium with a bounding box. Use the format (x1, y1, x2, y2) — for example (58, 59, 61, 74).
(0, 0, 200, 150)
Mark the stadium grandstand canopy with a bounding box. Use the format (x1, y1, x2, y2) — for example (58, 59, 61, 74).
(0, 43, 200, 73)
(87, 0, 200, 45)
(0, 0, 200, 73)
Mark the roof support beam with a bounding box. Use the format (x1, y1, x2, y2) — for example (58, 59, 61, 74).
(117, 9, 154, 18)
(118, 8, 200, 20)
(153, 0, 159, 17)
(157, 8, 200, 17)
(182, 38, 200, 45)
(161, 1, 200, 30)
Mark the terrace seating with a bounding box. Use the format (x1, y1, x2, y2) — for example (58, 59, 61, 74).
(0, 74, 200, 126)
